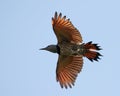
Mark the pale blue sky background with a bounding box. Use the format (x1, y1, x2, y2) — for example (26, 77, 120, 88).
(0, 0, 119, 96)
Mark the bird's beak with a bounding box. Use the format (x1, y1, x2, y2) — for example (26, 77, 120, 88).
(39, 47, 46, 50)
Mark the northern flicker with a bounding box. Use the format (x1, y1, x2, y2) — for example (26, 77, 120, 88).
(40, 12, 102, 88)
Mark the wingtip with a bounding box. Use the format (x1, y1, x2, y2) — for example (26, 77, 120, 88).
(59, 12, 62, 18)
(54, 11, 58, 19)
(55, 11, 57, 14)
(54, 12, 63, 18)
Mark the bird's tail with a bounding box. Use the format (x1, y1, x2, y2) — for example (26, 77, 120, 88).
(83, 41, 102, 62)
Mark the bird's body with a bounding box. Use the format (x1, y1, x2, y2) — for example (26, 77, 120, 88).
(40, 12, 102, 88)
(58, 42, 85, 56)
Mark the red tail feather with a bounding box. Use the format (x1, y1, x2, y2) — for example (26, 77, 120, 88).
(83, 41, 102, 62)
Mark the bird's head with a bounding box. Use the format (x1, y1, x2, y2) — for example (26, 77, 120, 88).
(40, 45, 57, 53)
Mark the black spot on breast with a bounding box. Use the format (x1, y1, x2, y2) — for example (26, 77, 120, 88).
(56, 45, 60, 55)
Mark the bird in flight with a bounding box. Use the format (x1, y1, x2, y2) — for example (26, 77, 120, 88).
(40, 12, 102, 89)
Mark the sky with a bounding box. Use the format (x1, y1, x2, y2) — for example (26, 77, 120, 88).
(0, 0, 120, 96)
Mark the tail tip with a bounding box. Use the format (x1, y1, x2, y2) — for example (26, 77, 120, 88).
(88, 52, 102, 62)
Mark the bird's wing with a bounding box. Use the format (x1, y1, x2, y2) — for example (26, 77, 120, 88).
(52, 12, 82, 44)
(56, 55, 83, 88)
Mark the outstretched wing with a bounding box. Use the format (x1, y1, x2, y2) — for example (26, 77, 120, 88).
(56, 55, 83, 88)
(52, 12, 82, 44)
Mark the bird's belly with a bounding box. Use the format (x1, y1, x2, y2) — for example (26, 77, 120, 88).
(60, 47, 74, 55)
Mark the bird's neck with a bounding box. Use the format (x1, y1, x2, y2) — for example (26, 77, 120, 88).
(56, 45, 60, 54)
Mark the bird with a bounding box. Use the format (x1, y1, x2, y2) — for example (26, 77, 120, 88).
(40, 12, 102, 89)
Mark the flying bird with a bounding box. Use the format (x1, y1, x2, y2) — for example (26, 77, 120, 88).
(40, 12, 102, 88)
